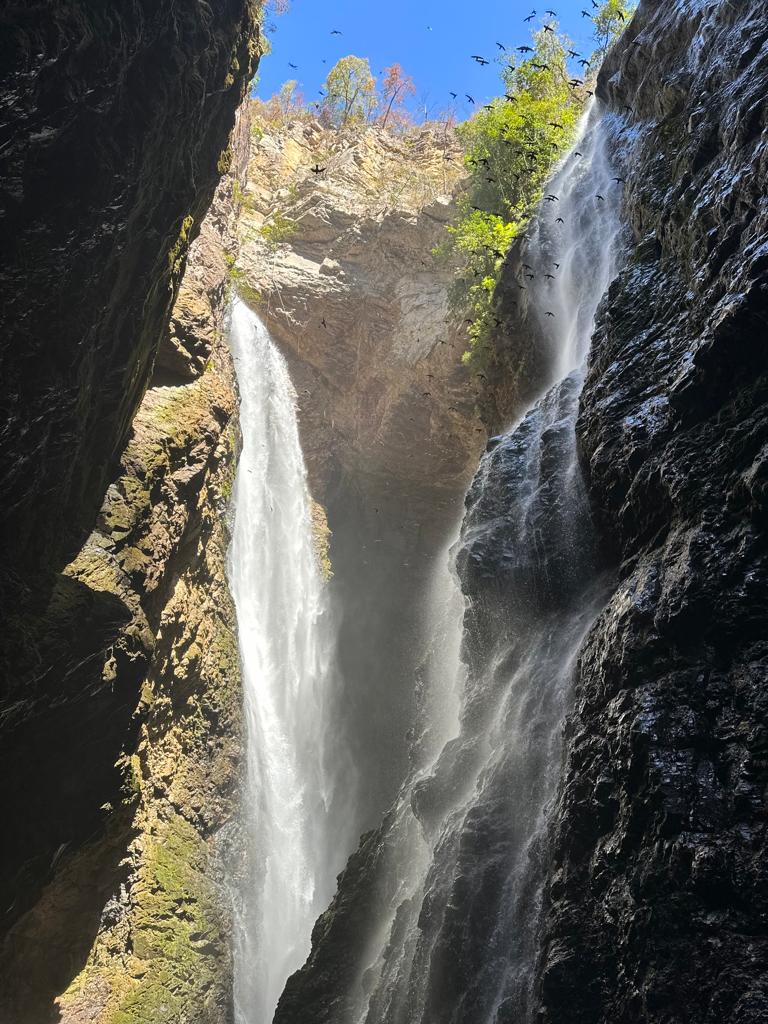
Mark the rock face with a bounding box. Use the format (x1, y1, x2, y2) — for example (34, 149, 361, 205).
(0, 94, 252, 1024)
(0, 0, 260, 953)
(270, 6, 768, 1023)
(536, 3, 768, 1022)
(0, 0, 258, 579)
(237, 117, 485, 817)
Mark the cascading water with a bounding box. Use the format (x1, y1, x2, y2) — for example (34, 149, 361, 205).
(227, 300, 353, 1024)
(273, 104, 625, 1024)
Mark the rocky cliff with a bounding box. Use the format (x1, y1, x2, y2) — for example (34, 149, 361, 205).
(537, 3, 768, 1022)
(0, 6, 258, 1014)
(269, 5, 768, 1024)
(236, 116, 485, 817)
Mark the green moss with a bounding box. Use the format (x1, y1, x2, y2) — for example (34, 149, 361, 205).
(217, 144, 233, 176)
(104, 815, 225, 1024)
(167, 215, 194, 277)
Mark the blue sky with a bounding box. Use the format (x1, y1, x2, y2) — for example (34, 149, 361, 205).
(255, 1, 607, 119)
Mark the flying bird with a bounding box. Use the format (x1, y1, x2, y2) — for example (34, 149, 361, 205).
(568, 50, 581, 58)
(545, 311, 555, 317)
(321, 317, 328, 328)
(471, 55, 490, 65)
(517, 45, 534, 53)
(596, 194, 605, 201)
(289, 62, 298, 69)
(613, 176, 626, 183)
(546, 8, 557, 15)
(466, 94, 476, 104)
(574, 150, 583, 157)
(524, 11, 536, 23)
(496, 42, 506, 50)
(553, 262, 561, 268)
(545, 273, 555, 280)
(556, 217, 565, 223)
(450, 91, 458, 99)
(543, 24, 555, 33)
(311, 164, 326, 174)
(330, 29, 342, 34)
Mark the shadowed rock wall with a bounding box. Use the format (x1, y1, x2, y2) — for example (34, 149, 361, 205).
(0, 2, 260, 1018)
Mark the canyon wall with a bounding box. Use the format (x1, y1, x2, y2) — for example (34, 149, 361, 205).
(537, 2, 768, 1021)
(270, 4, 768, 1023)
(0, 2, 260, 1018)
(236, 117, 485, 819)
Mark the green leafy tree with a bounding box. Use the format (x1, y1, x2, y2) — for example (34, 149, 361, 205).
(591, 0, 636, 60)
(323, 55, 378, 126)
(440, 27, 580, 365)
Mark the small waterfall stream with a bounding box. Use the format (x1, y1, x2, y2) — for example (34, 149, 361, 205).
(227, 300, 352, 1024)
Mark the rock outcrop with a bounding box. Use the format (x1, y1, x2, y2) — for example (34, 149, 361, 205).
(237, 116, 485, 817)
(0, 94, 251, 1024)
(0, 1, 260, 961)
(536, 3, 768, 1022)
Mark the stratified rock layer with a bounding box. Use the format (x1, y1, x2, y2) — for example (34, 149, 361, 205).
(238, 117, 485, 817)
(536, 3, 768, 1021)
(0, 102, 252, 1024)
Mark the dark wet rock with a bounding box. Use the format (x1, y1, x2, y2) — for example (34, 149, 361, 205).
(535, 3, 768, 1022)
(0, 1, 258, 1010)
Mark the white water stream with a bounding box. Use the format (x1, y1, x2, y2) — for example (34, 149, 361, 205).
(227, 300, 352, 1024)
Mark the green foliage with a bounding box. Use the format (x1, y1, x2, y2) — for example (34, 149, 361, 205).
(592, 0, 636, 60)
(223, 251, 262, 306)
(443, 27, 580, 367)
(258, 210, 298, 247)
(323, 55, 377, 126)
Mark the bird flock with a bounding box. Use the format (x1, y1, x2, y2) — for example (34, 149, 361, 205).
(284, 6, 634, 344)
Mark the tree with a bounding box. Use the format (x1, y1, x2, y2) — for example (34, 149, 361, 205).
(323, 56, 378, 126)
(439, 25, 581, 366)
(591, 0, 635, 60)
(251, 78, 306, 126)
(378, 64, 416, 130)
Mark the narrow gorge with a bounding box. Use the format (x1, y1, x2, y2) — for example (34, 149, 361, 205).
(1, 2, 767, 1024)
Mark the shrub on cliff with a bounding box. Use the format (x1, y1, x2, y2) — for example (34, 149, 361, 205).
(442, 1, 635, 368)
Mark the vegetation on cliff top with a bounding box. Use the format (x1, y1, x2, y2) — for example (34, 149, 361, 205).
(441, 0, 634, 367)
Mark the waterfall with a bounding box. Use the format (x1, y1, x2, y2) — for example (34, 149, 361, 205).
(227, 300, 353, 1024)
(298, 105, 625, 1024)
